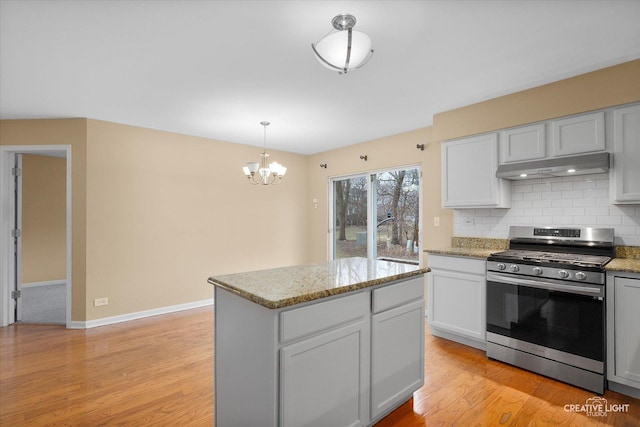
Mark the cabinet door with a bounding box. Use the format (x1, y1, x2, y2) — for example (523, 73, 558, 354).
(499, 124, 546, 163)
(428, 268, 485, 341)
(552, 111, 605, 156)
(614, 277, 640, 384)
(280, 320, 369, 427)
(442, 133, 510, 208)
(371, 299, 424, 421)
(611, 104, 640, 204)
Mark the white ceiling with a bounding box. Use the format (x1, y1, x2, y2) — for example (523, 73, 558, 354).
(1, 1, 639, 155)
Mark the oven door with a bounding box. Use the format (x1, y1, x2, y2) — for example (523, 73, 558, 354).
(486, 272, 605, 371)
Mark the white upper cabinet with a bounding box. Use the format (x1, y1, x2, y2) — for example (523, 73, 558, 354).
(610, 104, 640, 204)
(442, 133, 511, 209)
(499, 123, 546, 163)
(552, 111, 605, 156)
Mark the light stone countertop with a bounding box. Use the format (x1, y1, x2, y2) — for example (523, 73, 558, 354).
(424, 236, 509, 259)
(424, 239, 640, 273)
(208, 257, 429, 309)
(606, 258, 640, 274)
(607, 246, 640, 273)
(424, 247, 499, 259)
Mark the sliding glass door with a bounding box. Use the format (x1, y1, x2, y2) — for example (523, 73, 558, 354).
(332, 175, 368, 259)
(330, 166, 421, 264)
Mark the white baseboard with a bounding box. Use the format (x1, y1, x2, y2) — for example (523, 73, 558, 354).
(429, 326, 487, 351)
(69, 299, 214, 329)
(608, 381, 640, 400)
(20, 279, 67, 288)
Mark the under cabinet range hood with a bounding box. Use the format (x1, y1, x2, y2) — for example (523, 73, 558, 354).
(496, 152, 609, 180)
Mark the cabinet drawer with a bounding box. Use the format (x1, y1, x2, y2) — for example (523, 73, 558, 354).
(280, 291, 369, 343)
(372, 277, 424, 314)
(427, 254, 486, 275)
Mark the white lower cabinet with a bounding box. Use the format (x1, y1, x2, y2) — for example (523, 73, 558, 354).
(215, 275, 425, 427)
(371, 298, 424, 420)
(427, 254, 486, 349)
(607, 272, 640, 397)
(281, 319, 369, 427)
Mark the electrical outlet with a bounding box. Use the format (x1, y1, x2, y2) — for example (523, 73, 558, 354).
(433, 217, 440, 227)
(463, 218, 475, 226)
(94, 297, 108, 307)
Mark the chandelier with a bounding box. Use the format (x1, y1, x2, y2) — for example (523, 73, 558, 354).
(242, 121, 287, 185)
(311, 13, 374, 74)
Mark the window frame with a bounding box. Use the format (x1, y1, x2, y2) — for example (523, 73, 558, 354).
(328, 164, 422, 264)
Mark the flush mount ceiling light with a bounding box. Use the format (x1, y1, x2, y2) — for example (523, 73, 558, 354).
(242, 121, 287, 185)
(311, 13, 374, 74)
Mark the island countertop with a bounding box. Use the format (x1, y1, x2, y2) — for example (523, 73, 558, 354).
(208, 257, 429, 309)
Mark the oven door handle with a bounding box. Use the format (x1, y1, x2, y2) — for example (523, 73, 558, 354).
(487, 272, 604, 298)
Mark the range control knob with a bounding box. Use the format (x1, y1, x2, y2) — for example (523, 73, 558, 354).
(497, 263, 506, 271)
(559, 270, 570, 279)
(532, 267, 543, 276)
(575, 272, 587, 281)
(509, 265, 519, 272)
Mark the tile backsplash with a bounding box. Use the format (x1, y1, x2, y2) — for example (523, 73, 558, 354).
(454, 173, 640, 246)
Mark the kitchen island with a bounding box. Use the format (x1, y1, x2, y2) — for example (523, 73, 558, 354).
(208, 257, 428, 427)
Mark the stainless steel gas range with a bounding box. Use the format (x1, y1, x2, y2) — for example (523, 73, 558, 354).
(486, 226, 615, 394)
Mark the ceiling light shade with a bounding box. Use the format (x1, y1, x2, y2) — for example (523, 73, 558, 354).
(242, 121, 286, 185)
(312, 13, 374, 74)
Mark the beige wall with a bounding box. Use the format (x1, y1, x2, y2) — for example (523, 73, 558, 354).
(21, 154, 67, 284)
(0, 118, 87, 321)
(84, 120, 310, 320)
(2, 59, 639, 323)
(307, 127, 453, 264)
(433, 59, 640, 142)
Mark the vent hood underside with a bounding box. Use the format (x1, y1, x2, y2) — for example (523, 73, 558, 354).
(496, 152, 610, 180)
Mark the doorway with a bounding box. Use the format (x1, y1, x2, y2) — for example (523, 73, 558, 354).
(0, 145, 72, 328)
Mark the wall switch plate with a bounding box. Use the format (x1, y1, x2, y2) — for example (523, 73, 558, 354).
(434, 217, 440, 227)
(94, 297, 108, 307)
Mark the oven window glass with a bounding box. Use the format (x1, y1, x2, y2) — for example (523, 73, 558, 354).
(487, 281, 603, 361)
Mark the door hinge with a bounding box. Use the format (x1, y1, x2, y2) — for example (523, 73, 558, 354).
(11, 229, 22, 238)
(12, 167, 22, 177)
(11, 290, 21, 299)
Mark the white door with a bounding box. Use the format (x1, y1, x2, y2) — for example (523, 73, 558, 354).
(0, 145, 72, 328)
(13, 154, 23, 321)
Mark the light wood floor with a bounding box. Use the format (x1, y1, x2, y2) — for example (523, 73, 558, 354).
(1, 307, 639, 426)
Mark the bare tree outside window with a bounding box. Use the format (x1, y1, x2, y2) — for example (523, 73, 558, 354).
(376, 169, 420, 262)
(333, 176, 367, 258)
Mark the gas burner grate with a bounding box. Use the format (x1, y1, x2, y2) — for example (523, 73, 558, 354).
(489, 250, 611, 268)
